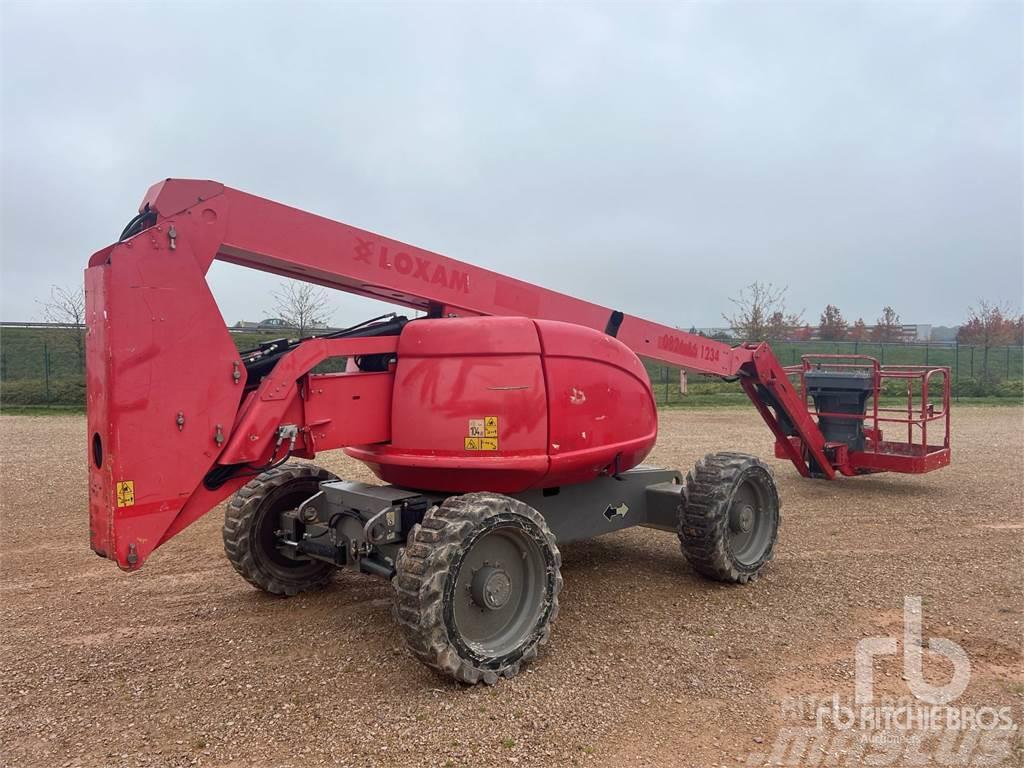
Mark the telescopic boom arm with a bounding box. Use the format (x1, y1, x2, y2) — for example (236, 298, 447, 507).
(91, 179, 832, 471)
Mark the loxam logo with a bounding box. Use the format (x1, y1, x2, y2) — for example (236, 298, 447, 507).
(354, 237, 470, 293)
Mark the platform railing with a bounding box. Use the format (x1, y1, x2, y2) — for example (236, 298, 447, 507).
(785, 355, 951, 458)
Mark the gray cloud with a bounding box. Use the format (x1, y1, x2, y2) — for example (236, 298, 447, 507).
(2, 1, 1020, 328)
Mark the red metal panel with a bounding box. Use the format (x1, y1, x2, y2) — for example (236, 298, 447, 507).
(303, 372, 394, 452)
(141, 178, 225, 219)
(345, 447, 551, 494)
(85, 265, 113, 558)
(85, 239, 245, 571)
(536, 320, 657, 485)
(350, 318, 550, 493)
(350, 318, 659, 492)
(744, 343, 835, 479)
(394, 314, 541, 356)
(219, 336, 398, 463)
(123, 180, 742, 376)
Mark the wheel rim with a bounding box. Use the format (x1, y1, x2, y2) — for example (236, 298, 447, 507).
(450, 522, 549, 661)
(726, 478, 774, 566)
(254, 482, 323, 578)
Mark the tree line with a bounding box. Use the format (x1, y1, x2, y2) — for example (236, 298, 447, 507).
(33, 280, 1024, 362)
(722, 281, 1023, 348)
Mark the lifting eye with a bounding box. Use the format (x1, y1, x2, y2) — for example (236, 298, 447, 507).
(92, 433, 103, 469)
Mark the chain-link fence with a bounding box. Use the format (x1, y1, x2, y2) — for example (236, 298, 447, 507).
(1, 324, 1021, 407)
(646, 339, 1023, 406)
(1, 326, 88, 406)
(0, 325, 287, 407)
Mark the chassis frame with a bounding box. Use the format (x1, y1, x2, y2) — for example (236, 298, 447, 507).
(278, 466, 685, 579)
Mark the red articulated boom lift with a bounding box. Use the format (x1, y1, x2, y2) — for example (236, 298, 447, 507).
(85, 179, 951, 684)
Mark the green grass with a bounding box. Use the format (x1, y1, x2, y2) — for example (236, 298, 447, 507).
(2, 399, 1017, 418)
(660, 393, 753, 408)
(942, 397, 1024, 406)
(0, 404, 86, 416)
(659, 394, 1020, 410)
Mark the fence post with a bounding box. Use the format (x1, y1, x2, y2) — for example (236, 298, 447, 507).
(44, 342, 51, 407)
(970, 347, 974, 378)
(954, 342, 959, 403)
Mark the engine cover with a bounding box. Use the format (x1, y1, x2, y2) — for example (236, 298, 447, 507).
(346, 317, 658, 493)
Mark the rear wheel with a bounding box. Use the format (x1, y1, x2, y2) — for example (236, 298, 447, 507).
(393, 493, 562, 684)
(223, 463, 337, 596)
(678, 452, 780, 583)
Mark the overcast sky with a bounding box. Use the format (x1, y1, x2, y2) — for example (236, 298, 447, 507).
(1, 1, 1021, 330)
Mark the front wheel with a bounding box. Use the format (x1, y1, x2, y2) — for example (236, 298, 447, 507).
(678, 452, 781, 583)
(223, 463, 338, 596)
(393, 493, 562, 685)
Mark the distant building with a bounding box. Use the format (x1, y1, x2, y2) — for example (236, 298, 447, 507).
(899, 324, 931, 342)
(233, 318, 331, 331)
(710, 323, 936, 343)
(257, 318, 291, 329)
(929, 326, 960, 343)
(802, 323, 931, 342)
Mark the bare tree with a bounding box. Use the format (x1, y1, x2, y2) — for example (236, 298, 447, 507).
(271, 281, 331, 337)
(37, 285, 86, 369)
(723, 282, 804, 342)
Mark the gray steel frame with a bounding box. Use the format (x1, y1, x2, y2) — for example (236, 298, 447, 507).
(277, 466, 685, 578)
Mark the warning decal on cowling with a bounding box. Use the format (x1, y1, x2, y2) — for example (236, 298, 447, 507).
(465, 417, 499, 450)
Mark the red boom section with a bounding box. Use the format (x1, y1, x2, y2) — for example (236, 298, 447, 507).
(89, 179, 749, 377)
(85, 179, 948, 571)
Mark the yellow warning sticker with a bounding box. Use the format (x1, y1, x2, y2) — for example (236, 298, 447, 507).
(465, 437, 500, 451)
(116, 480, 135, 508)
(466, 417, 497, 448)
(466, 417, 499, 450)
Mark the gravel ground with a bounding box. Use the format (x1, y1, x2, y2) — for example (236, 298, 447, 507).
(1, 407, 1021, 767)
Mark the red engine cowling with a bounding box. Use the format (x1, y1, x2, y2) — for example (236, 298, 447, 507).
(346, 317, 658, 492)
